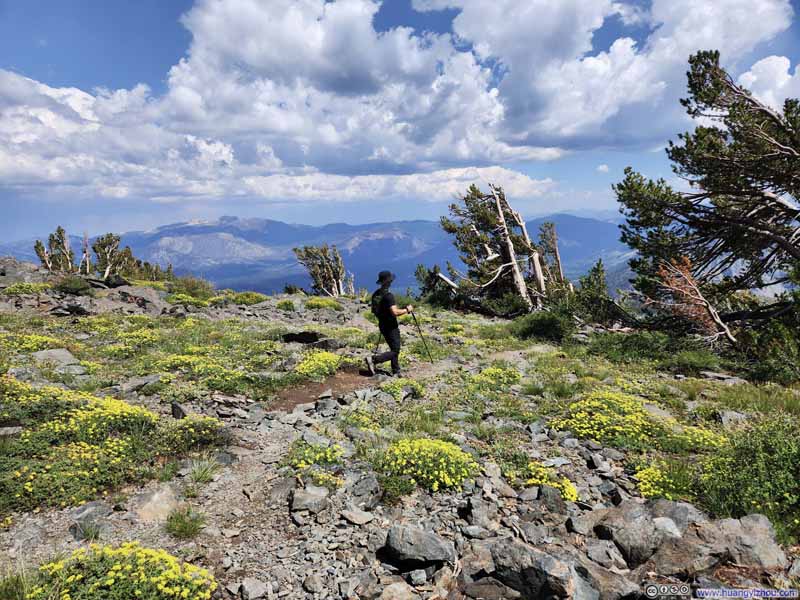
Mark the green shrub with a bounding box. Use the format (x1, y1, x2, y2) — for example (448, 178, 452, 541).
(295, 350, 342, 381)
(277, 299, 296, 311)
(54, 275, 94, 296)
(380, 438, 478, 492)
(2, 282, 51, 296)
(737, 317, 800, 385)
(169, 276, 216, 301)
(698, 415, 800, 542)
(481, 292, 530, 318)
(165, 506, 206, 539)
(25, 542, 217, 599)
(229, 291, 267, 305)
(305, 297, 344, 311)
(165, 293, 209, 308)
(379, 473, 416, 504)
(0, 569, 35, 600)
(584, 331, 673, 363)
(662, 349, 721, 375)
(509, 311, 575, 342)
(381, 377, 425, 401)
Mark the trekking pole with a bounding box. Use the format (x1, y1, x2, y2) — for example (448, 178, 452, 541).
(410, 312, 434, 364)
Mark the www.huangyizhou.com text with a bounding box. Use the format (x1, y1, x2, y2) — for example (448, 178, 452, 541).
(696, 589, 799, 598)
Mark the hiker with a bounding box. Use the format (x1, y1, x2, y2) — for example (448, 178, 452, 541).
(365, 270, 413, 376)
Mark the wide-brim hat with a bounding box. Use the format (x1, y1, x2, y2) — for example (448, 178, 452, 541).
(377, 270, 395, 284)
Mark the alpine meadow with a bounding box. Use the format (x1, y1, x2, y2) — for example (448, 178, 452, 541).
(1, 1, 800, 599)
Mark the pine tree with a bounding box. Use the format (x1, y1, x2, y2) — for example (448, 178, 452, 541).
(293, 245, 348, 296)
(616, 50, 800, 300)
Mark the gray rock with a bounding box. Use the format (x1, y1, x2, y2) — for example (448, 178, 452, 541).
(518, 487, 539, 502)
(466, 495, 498, 529)
(463, 525, 492, 539)
(131, 485, 179, 523)
(171, 402, 188, 420)
(649, 499, 707, 534)
(342, 508, 374, 525)
(716, 514, 787, 569)
(291, 485, 330, 514)
(240, 577, 269, 599)
(120, 374, 162, 394)
(538, 485, 567, 514)
(379, 581, 418, 600)
(0, 426, 22, 437)
(408, 569, 427, 585)
(541, 456, 571, 468)
(32, 348, 78, 366)
(350, 473, 382, 510)
(72, 500, 113, 523)
(585, 539, 627, 570)
(653, 516, 682, 540)
(384, 524, 456, 564)
(303, 573, 325, 594)
(594, 501, 662, 567)
(718, 410, 748, 427)
(464, 578, 522, 599)
(490, 539, 599, 600)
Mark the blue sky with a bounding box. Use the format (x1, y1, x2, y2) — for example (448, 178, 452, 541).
(1, 0, 799, 238)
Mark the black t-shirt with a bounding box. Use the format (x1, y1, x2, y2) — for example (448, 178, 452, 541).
(374, 289, 399, 331)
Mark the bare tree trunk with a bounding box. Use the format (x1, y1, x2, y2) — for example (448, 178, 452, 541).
(509, 207, 546, 304)
(490, 187, 533, 311)
(80, 232, 91, 275)
(551, 226, 565, 282)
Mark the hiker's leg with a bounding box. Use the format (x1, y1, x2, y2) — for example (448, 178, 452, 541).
(385, 328, 402, 374)
(372, 327, 394, 366)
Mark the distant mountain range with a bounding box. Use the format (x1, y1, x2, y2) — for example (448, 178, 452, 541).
(1, 214, 634, 294)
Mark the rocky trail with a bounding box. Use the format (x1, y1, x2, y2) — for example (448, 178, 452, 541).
(0, 258, 798, 600)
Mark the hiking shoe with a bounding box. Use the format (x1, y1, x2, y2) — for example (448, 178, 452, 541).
(364, 356, 376, 376)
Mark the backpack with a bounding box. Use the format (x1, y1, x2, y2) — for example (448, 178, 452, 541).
(371, 289, 384, 318)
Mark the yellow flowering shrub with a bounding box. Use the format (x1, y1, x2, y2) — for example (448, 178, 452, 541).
(471, 366, 521, 390)
(381, 377, 425, 401)
(552, 389, 723, 452)
(0, 378, 222, 515)
(305, 297, 344, 311)
(635, 465, 675, 500)
(27, 542, 217, 600)
(165, 293, 209, 307)
(551, 390, 661, 447)
(504, 461, 579, 501)
(295, 350, 342, 381)
(0, 333, 62, 353)
(340, 408, 381, 431)
(381, 438, 478, 492)
(284, 440, 344, 470)
(2, 282, 52, 296)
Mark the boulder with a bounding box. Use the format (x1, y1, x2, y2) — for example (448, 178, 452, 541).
(594, 501, 662, 567)
(240, 577, 269, 599)
(716, 514, 787, 569)
(120, 374, 162, 394)
(383, 524, 456, 564)
(32, 348, 79, 366)
(131, 485, 179, 523)
(490, 539, 599, 600)
(291, 485, 330, 514)
(585, 540, 627, 570)
(379, 581, 419, 600)
(464, 578, 522, 599)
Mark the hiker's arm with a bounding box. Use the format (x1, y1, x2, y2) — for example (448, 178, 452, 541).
(390, 304, 414, 316)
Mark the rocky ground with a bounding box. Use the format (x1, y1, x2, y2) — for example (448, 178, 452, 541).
(0, 257, 798, 600)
